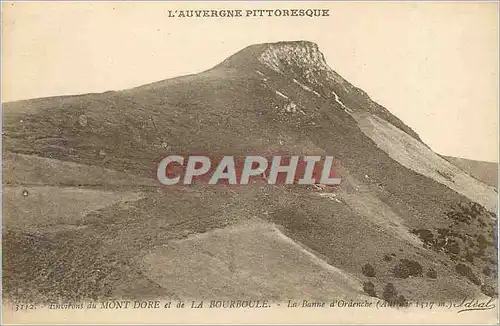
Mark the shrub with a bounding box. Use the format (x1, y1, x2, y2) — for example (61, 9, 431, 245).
(396, 295, 408, 306)
(393, 259, 423, 278)
(363, 281, 377, 297)
(412, 229, 434, 244)
(455, 263, 481, 285)
(481, 284, 497, 298)
(445, 239, 461, 255)
(464, 251, 474, 263)
(477, 234, 489, 250)
(426, 268, 437, 279)
(362, 263, 376, 277)
(470, 202, 485, 216)
(475, 249, 486, 259)
(383, 254, 392, 262)
(383, 283, 398, 302)
(482, 266, 491, 276)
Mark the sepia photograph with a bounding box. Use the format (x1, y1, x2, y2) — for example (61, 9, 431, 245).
(1, 1, 498, 324)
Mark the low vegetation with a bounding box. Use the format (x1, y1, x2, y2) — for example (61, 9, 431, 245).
(362, 263, 376, 277)
(362, 281, 377, 297)
(392, 259, 423, 279)
(382, 283, 407, 306)
(411, 201, 497, 295)
(426, 268, 437, 279)
(455, 263, 481, 285)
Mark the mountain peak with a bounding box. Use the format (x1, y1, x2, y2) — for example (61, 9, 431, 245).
(218, 40, 346, 88)
(258, 40, 321, 54)
(220, 41, 323, 68)
(214, 41, 424, 143)
(257, 41, 325, 71)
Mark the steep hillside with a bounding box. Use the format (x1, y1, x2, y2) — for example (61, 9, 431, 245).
(3, 41, 497, 304)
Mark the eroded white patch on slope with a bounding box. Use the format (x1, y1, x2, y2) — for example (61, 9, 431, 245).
(332, 91, 354, 114)
(354, 113, 497, 212)
(293, 79, 321, 97)
(255, 70, 266, 77)
(275, 90, 289, 99)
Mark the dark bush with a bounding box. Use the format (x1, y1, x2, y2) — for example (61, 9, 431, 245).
(426, 268, 437, 279)
(482, 266, 491, 276)
(445, 240, 461, 255)
(470, 202, 484, 216)
(446, 210, 470, 224)
(393, 259, 423, 278)
(383, 254, 392, 262)
(383, 283, 398, 302)
(397, 295, 408, 306)
(481, 284, 497, 298)
(412, 229, 434, 244)
(464, 251, 474, 263)
(455, 263, 481, 285)
(362, 263, 376, 277)
(363, 281, 377, 297)
(477, 234, 490, 250)
(466, 238, 476, 248)
(476, 249, 486, 258)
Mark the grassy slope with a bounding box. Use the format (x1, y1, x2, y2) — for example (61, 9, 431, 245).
(3, 152, 159, 188)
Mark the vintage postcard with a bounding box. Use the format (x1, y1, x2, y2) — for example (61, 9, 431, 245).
(1, 1, 498, 324)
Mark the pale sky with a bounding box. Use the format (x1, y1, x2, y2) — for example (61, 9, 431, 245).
(2, 1, 498, 162)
